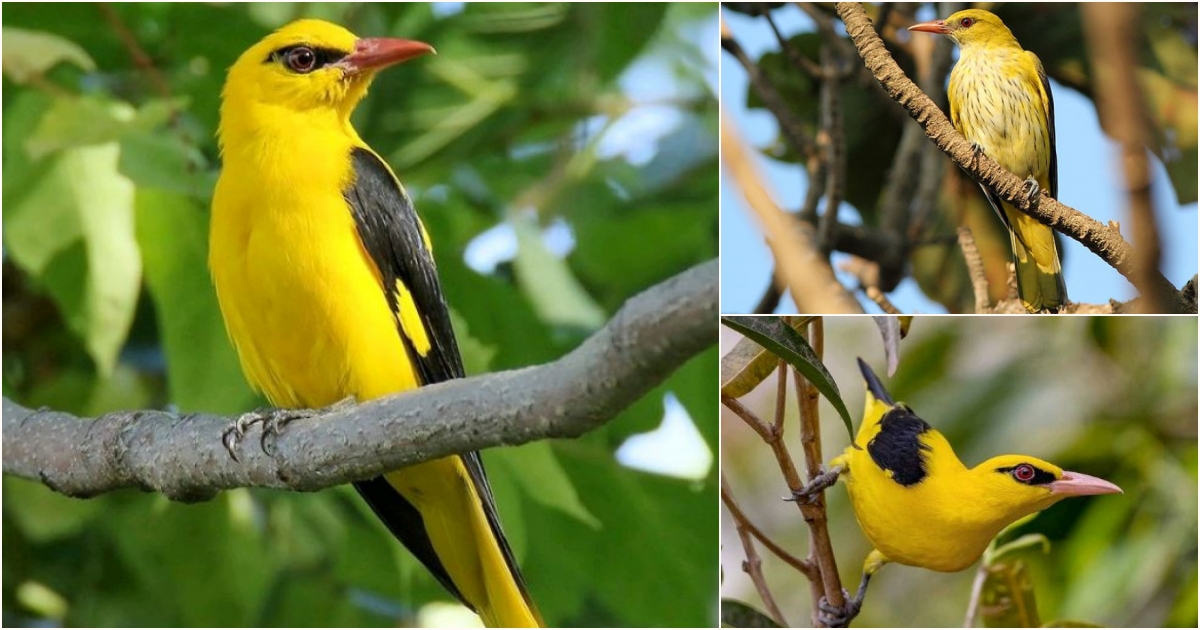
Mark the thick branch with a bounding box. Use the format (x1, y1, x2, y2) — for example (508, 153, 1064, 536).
(835, 2, 1191, 313)
(723, 115, 865, 314)
(3, 261, 717, 500)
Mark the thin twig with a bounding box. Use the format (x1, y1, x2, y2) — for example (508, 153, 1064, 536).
(865, 286, 903, 315)
(722, 475, 817, 578)
(761, 3, 823, 78)
(722, 394, 774, 441)
(773, 359, 787, 434)
(96, 3, 173, 100)
(963, 561, 988, 627)
(721, 17, 819, 160)
(723, 475, 789, 627)
(957, 226, 990, 313)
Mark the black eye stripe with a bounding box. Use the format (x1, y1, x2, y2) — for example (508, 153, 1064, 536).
(995, 464, 1057, 486)
(263, 45, 348, 70)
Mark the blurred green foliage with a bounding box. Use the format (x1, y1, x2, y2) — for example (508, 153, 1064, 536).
(2, 3, 718, 627)
(720, 316, 1197, 627)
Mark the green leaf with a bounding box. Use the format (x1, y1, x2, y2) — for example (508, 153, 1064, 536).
(720, 316, 854, 439)
(5, 141, 141, 376)
(134, 189, 256, 413)
(721, 317, 812, 398)
(489, 442, 600, 529)
(980, 560, 1042, 628)
(720, 335, 781, 398)
(512, 214, 606, 331)
(720, 599, 781, 628)
(1, 27, 95, 84)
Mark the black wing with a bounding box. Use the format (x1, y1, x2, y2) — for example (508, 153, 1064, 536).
(344, 147, 533, 611)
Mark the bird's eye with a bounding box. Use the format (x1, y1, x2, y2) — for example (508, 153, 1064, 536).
(286, 47, 317, 73)
(960, 17, 975, 28)
(1012, 464, 1036, 482)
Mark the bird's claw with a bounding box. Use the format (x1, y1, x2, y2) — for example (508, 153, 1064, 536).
(1022, 176, 1040, 202)
(222, 407, 319, 461)
(786, 465, 842, 504)
(817, 589, 862, 628)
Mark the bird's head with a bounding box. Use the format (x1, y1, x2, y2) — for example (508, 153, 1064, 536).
(967, 454, 1122, 524)
(908, 9, 1018, 49)
(222, 19, 433, 125)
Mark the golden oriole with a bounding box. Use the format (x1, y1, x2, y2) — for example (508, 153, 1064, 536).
(798, 359, 1120, 624)
(209, 19, 541, 627)
(910, 9, 1068, 313)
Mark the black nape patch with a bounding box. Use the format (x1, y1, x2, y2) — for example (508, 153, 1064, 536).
(995, 464, 1057, 486)
(868, 406, 932, 487)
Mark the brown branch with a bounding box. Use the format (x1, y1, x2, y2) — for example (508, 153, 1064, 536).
(793, 319, 845, 627)
(957, 226, 990, 313)
(834, 2, 1191, 313)
(761, 3, 823, 78)
(722, 394, 773, 441)
(1081, 3, 1166, 314)
(721, 475, 816, 578)
(722, 475, 789, 627)
(722, 115, 865, 314)
(817, 42, 846, 256)
(96, 3, 172, 100)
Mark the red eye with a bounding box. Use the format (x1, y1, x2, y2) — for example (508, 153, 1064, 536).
(960, 17, 975, 28)
(286, 47, 317, 73)
(1013, 464, 1036, 482)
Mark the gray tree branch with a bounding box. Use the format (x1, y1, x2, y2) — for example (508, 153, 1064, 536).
(3, 260, 717, 501)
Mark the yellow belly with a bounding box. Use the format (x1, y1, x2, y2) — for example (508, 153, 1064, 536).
(209, 179, 419, 408)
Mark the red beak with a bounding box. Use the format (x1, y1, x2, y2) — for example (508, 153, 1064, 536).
(1047, 471, 1123, 497)
(336, 37, 434, 75)
(908, 19, 951, 35)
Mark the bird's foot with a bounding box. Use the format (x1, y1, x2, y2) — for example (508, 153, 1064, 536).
(1022, 176, 1040, 203)
(970, 142, 985, 168)
(786, 465, 843, 504)
(222, 397, 355, 460)
(817, 588, 862, 628)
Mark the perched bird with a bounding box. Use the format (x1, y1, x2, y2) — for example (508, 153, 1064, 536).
(209, 19, 541, 627)
(910, 9, 1068, 313)
(801, 359, 1120, 624)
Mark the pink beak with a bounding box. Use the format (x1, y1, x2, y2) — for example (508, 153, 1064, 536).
(335, 37, 435, 75)
(1048, 470, 1123, 497)
(908, 19, 951, 35)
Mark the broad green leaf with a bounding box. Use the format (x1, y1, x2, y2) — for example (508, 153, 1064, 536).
(1, 27, 95, 83)
(720, 335, 782, 398)
(720, 316, 854, 439)
(490, 443, 600, 529)
(134, 189, 255, 413)
(5, 141, 141, 376)
(721, 599, 781, 628)
(512, 214, 606, 331)
(721, 317, 812, 398)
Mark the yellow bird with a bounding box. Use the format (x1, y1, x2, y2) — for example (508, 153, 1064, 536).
(910, 10, 1068, 313)
(209, 19, 541, 627)
(799, 359, 1120, 625)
